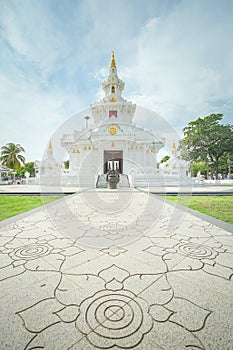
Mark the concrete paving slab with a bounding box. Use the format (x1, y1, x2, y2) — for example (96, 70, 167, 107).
(0, 188, 232, 349)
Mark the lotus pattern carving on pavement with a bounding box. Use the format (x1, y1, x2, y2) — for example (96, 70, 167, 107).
(18, 264, 211, 349)
(145, 235, 233, 280)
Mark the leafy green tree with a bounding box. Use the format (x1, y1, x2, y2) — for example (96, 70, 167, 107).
(64, 160, 70, 169)
(0, 143, 25, 170)
(160, 155, 170, 163)
(216, 152, 233, 177)
(179, 114, 233, 178)
(157, 155, 170, 168)
(16, 162, 35, 177)
(24, 162, 35, 177)
(190, 162, 207, 177)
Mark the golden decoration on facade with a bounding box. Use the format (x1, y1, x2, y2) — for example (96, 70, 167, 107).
(109, 124, 117, 135)
(110, 97, 116, 102)
(111, 141, 115, 148)
(172, 141, 176, 154)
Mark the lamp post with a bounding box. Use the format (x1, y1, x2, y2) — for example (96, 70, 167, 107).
(206, 155, 209, 180)
(206, 155, 212, 180)
(85, 116, 90, 129)
(12, 171, 16, 184)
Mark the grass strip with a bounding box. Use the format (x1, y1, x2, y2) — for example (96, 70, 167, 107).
(165, 196, 233, 224)
(0, 195, 64, 221)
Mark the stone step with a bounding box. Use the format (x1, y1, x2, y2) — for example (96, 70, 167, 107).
(96, 174, 107, 188)
(118, 174, 130, 188)
(132, 174, 193, 187)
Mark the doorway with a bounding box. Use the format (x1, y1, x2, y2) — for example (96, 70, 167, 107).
(104, 150, 123, 174)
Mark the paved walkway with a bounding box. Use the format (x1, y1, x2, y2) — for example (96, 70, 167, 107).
(0, 188, 232, 349)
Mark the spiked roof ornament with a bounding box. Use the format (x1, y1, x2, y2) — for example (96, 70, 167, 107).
(110, 50, 116, 68)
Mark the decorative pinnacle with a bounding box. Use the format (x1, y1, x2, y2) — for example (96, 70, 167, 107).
(48, 140, 53, 149)
(172, 141, 176, 149)
(110, 51, 116, 68)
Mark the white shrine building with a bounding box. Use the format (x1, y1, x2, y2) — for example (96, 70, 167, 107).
(61, 52, 166, 187)
(60, 52, 190, 187)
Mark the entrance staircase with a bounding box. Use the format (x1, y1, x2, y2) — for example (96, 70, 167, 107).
(132, 174, 193, 187)
(96, 174, 107, 188)
(118, 174, 130, 188)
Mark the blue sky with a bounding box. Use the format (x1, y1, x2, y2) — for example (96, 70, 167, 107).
(0, 0, 233, 161)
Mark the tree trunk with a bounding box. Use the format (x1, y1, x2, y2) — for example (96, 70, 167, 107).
(214, 157, 219, 180)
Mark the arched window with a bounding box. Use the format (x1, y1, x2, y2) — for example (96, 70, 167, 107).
(111, 86, 115, 93)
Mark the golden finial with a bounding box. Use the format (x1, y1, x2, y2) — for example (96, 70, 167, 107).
(48, 140, 53, 149)
(111, 51, 116, 68)
(172, 141, 176, 155)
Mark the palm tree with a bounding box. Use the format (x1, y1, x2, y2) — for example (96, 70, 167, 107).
(0, 142, 25, 170)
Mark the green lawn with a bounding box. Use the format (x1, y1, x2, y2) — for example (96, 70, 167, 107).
(165, 196, 233, 224)
(0, 195, 64, 221)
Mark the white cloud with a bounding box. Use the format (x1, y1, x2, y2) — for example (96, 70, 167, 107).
(0, 1, 72, 78)
(119, 1, 233, 126)
(0, 72, 82, 161)
(0, 0, 233, 162)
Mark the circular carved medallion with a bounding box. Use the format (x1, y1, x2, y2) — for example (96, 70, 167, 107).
(109, 124, 117, 135)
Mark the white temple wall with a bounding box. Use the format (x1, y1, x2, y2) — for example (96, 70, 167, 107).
(67, 140, 159, 178)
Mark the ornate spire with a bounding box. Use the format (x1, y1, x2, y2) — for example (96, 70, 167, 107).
(100, 51, 126, 103)
(110, 51, 116, 68)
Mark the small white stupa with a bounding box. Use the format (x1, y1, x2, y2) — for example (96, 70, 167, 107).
(160, 142, 189, 177)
